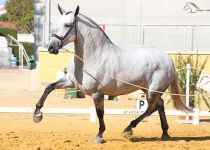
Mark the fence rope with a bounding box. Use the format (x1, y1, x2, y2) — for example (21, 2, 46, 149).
(0, 89, 81, 97)
(63, 48, 209, 98)
(1, 49, 209, 98)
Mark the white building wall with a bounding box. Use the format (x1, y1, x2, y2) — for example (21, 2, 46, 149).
(18, 34, 34, 43)
(50, 0, 142, 48)
(35, 0, 210, 51)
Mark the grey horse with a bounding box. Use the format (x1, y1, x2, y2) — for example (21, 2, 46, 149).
(33, 5, 192, 143)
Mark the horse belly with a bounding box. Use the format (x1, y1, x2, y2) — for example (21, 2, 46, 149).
(101, 65, 149, 96)
(103, 81, 144, 96)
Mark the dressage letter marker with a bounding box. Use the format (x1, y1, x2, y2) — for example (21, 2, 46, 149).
(136, 100, 148, 112)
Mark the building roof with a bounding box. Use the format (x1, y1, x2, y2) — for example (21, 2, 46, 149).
(0, 5, 6, 15)
(0, 21, 17, 28)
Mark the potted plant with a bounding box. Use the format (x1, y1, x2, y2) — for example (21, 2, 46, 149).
(175, 52, 210, 110)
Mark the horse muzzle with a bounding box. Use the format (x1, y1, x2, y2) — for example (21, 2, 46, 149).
(47, 42, 61, 54)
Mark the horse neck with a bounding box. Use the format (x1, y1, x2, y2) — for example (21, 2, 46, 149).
(74, 15, 113, 62)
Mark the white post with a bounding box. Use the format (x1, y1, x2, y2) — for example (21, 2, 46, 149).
(191, 26, 194, 51)
(139, 0, 143, 44)
(184, 26, 187, 50)
(186, 63, 191, 121)
(173, 26, 177, 50)
(19, 46, 23, 70)
(142, 28, 145, 45)
(192, 108, 200, 125)
(18, 46, 21, 70)
(45, 0, 50, 47)
(90, 107, 97, 123)
(21, 48, 24, 70)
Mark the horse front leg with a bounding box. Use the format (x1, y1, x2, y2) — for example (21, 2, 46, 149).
(33, 77, 72, 123)
(92, 93, 105, 144)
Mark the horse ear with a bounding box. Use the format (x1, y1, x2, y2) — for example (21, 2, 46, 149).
(58, 3, 65, 15)
(74, 5, 80, 17)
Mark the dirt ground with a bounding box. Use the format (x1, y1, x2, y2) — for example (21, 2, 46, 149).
(0, 91, 209, 150)
(0, 113, 210, 150)
(0, 70, 210, 150)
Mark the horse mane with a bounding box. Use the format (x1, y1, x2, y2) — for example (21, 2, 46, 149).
(78, 13, 113, 44)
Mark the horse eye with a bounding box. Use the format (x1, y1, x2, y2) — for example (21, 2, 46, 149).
(64, 24, 71, 27)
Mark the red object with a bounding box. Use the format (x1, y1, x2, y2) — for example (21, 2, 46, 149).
(0, 21, 17, 28)
(102, 24, 105, 31)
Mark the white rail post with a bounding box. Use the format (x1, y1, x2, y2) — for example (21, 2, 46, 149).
(186, 64, 191, 121)
(184, 26, 187, 50)
(192, 108, 200, 125)
(90, 107, 97, 123)
(18, 46, 21, 69)
(21, 48, 24, 70)
(45, 0, 50, 47)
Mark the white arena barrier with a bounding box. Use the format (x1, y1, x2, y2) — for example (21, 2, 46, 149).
(90, 107, 202, 125)
(0, 105, 209, 125)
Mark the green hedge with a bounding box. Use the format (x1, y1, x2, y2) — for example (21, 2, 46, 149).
(0, 27, 17, 39)
(0, 27, 34, 65)
(22, 42, 34, 57)
(23, 42, 34, 65)
(12, 42, 34, 65)
(0, 27, 18, 60)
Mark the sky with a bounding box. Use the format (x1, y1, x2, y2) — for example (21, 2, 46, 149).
(0, 0, 5, 5)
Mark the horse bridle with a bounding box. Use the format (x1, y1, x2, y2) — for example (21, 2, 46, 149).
(51, 17, 77, 42)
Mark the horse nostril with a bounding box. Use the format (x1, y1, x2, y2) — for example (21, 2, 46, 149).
(49, 45, 54, 50)
(48, 45, 54, 53)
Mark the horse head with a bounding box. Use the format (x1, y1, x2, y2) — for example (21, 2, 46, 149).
(183, 2, 200, 13)
(47, 4, 79, 54)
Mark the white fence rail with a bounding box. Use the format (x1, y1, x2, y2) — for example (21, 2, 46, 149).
(0, 107, 209, 125)
(8, 34, 30, 70)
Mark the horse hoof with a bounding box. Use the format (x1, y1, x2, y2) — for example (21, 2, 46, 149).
(123, 129, 133, 138)
(93, 135, 104, 144)
(33, 112, 43, 123)
(161, 134, 171, 141)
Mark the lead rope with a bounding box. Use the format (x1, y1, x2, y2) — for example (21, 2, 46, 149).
(62, 48, 209, 98)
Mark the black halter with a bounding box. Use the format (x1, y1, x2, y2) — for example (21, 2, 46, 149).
(51, 17, 77, 41)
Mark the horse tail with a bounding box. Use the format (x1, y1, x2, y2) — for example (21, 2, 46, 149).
(170, 73, 193, 113)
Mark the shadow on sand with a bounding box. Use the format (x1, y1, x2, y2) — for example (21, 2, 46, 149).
(200, 118, 210, 123)
(129, 136, 210, 142)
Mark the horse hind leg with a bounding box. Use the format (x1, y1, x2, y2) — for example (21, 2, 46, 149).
(123, 93, 171, 140)
(33, 77, 72, 123)
(158, 98, 170, 140)
(123, 92, 161, 137)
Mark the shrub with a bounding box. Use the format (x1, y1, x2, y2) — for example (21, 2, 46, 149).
(175, 52, 209, 109)
(0, 27, 17, 39)
(12, 42, 34, 65)
(0, 28, 34, 66)
(0, 27, 19, 61)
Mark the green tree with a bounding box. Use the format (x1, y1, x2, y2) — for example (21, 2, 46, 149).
(5, 0, 34, 33)
(0, 13, 8, 21)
